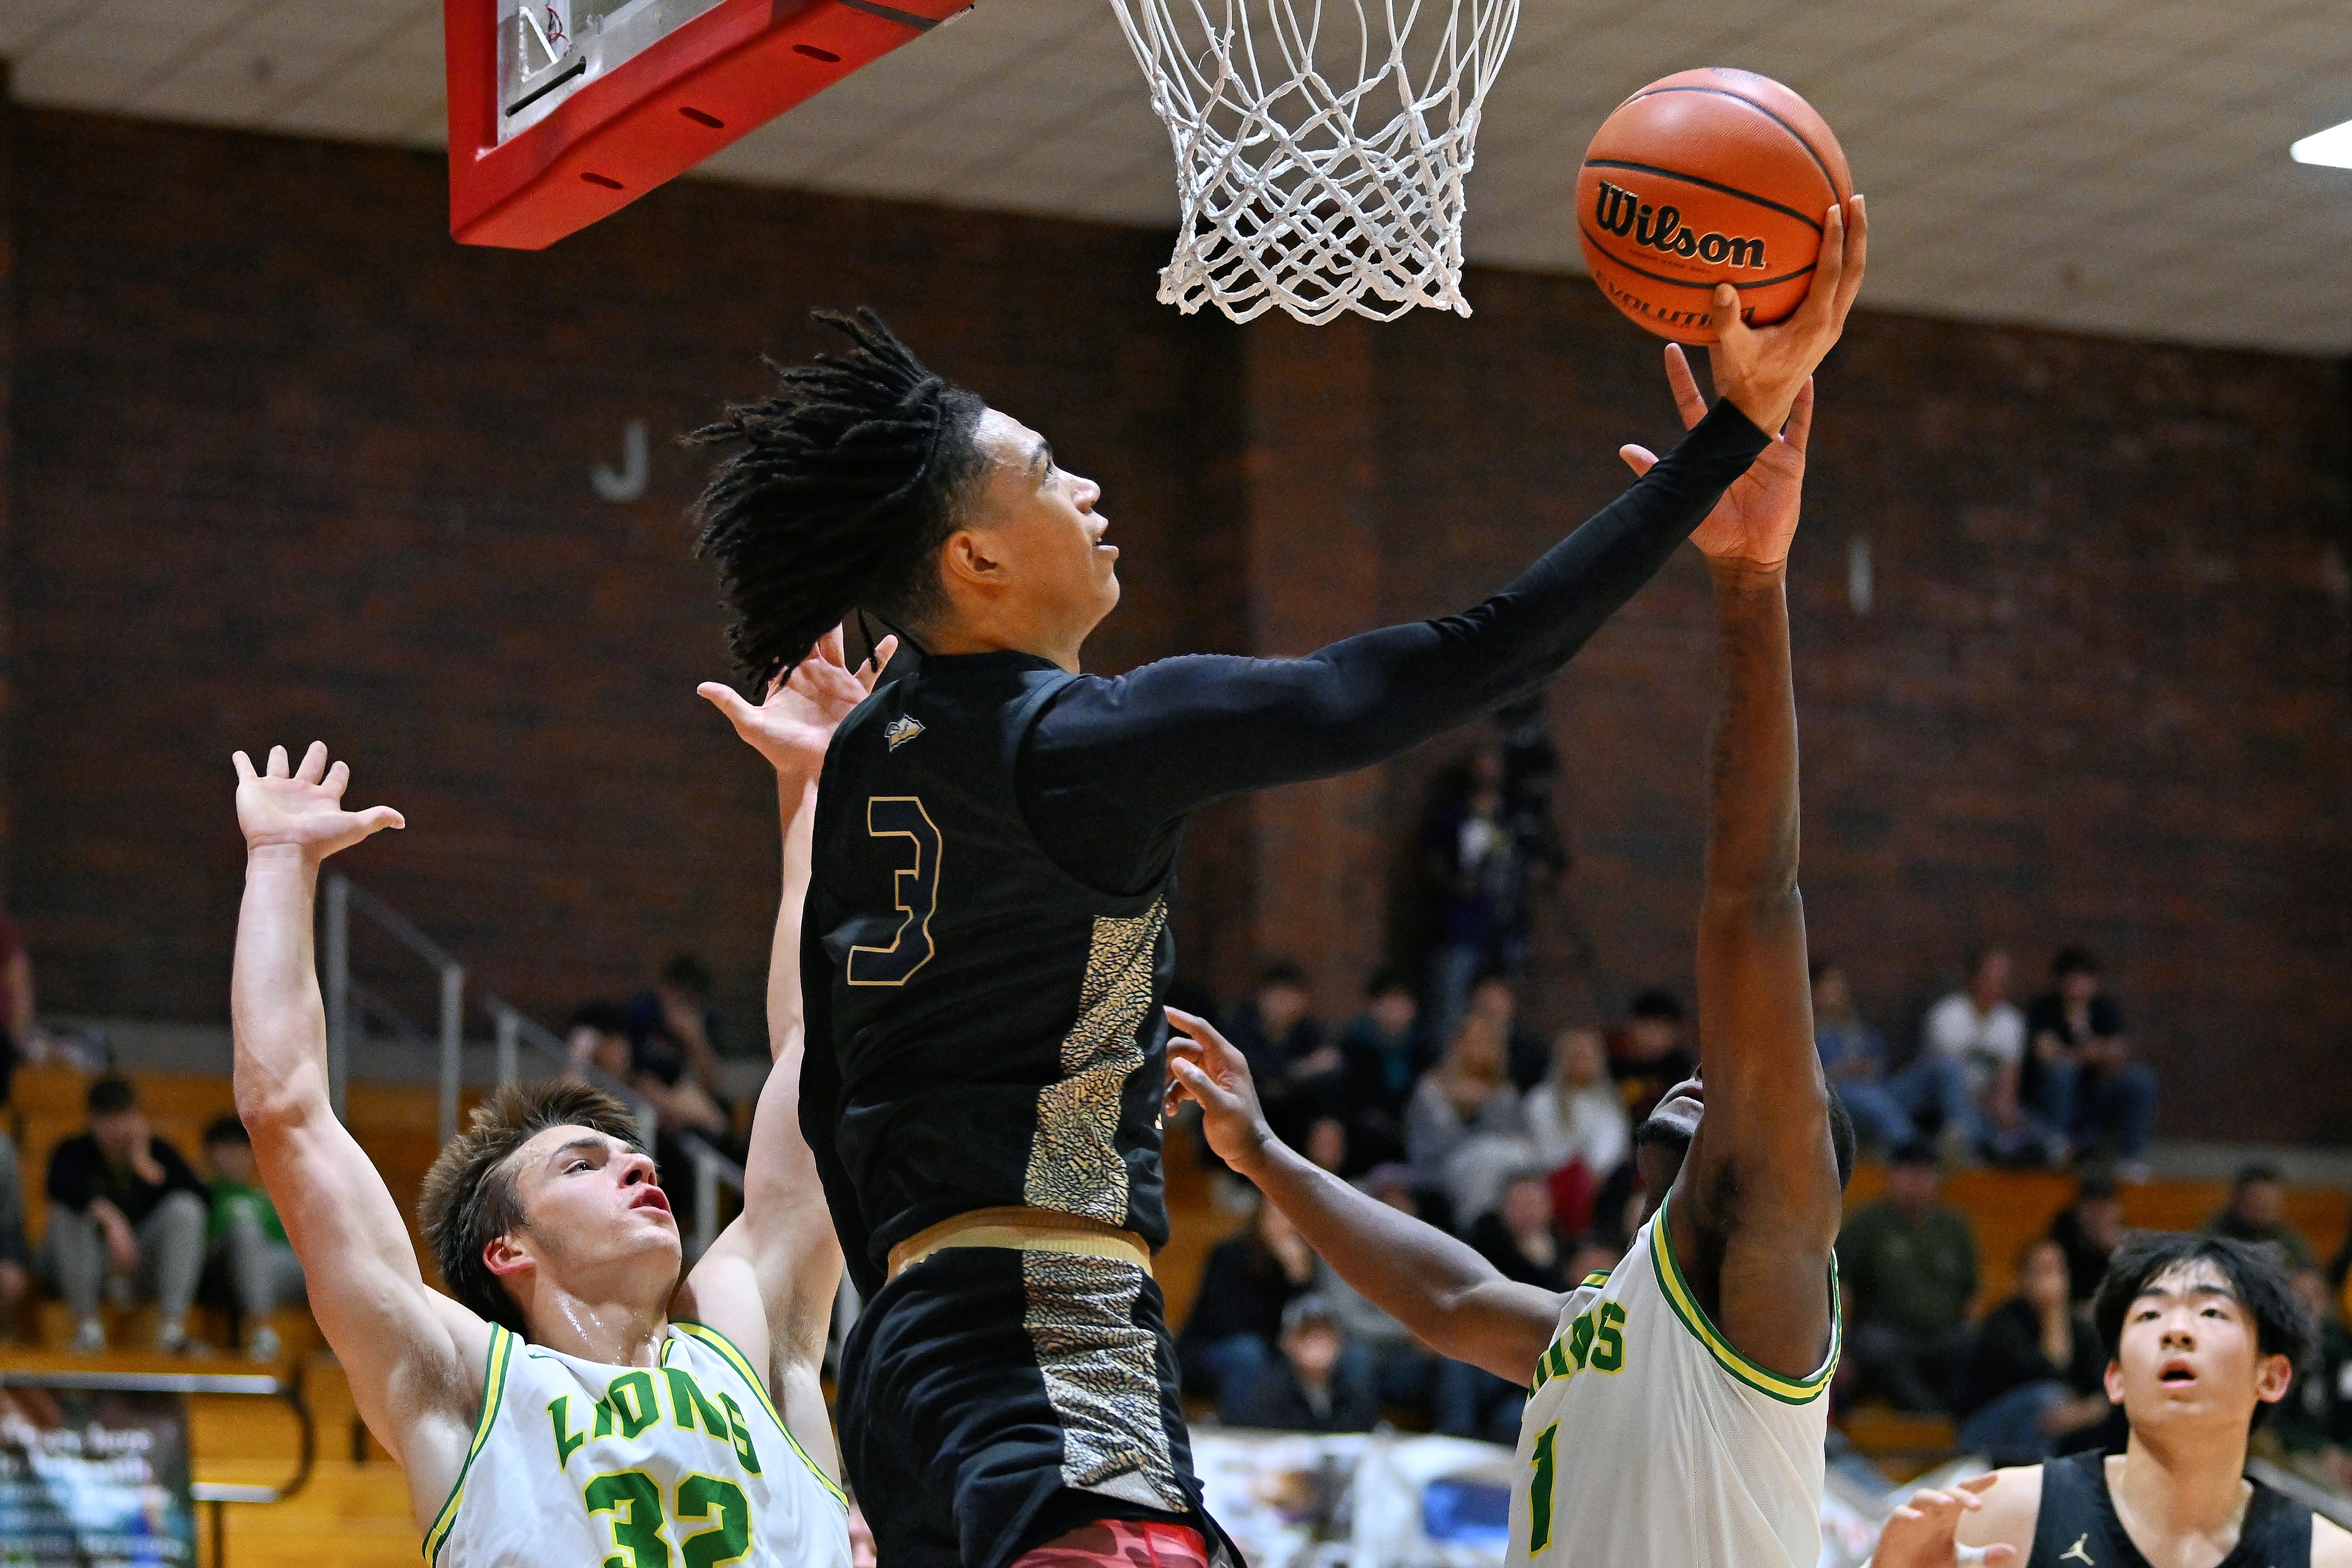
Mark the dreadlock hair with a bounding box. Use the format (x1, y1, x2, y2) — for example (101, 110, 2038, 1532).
(689, 309, 990, 686)
(417, 1081, 650, 1333)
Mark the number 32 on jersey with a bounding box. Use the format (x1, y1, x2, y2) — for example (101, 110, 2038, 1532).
(847, 796, 941, 987)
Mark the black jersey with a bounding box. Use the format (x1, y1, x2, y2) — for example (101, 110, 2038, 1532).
(2027, 1450, 2313, 1568)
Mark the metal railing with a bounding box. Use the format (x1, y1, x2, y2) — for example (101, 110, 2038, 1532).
(0, 1365, 314, 1568)
(320, 874, 746, 1255)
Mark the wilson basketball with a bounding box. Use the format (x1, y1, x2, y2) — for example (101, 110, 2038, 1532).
(1577, 68, 1853, 345)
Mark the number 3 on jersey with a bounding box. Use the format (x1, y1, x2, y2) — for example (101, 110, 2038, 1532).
(847, 796, 941, 987)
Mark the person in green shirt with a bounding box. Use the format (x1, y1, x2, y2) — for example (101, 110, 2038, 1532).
(1836, 1138, 1979, 1413)
(203, 1115, 305, 1361)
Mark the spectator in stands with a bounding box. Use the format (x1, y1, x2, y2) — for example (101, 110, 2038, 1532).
(1921, 945, 2040, 1165)
(2206, 1162, 2318, 1271)
(1466, 971, 1549, 1092)
(1424, 744, 1517, 1045)
(1225, 961, 1343, 1148)
(1304, 1116, 1349, 1175)
(0, 907, 36, 1326)
(1524, 1027, 1629, 1239)
(1838, 1140, 1979, 1412)
(567, 1001, 731, 1146)
(1956, 1237, 2110, 1465)
(2269, 1265, 2352, 1491)
(1405, 1011, 1529, 1228)
(1227, 1294, 1381, 1433)
(1608, 987, 1696, 1127)
(1178, 1197, 1317, 1410)
(1468, 1170, 1572, 1293)
(625, 952, 730, 1074)
(1813, 959, 1968, 1155)
(39, 1078, 209, 1353)
(201, 1116, 303, 1361)
(2024, 947, 2157, 1174)
(2047, 1168, 2127, 1307)
(1338, 967, 1431, 1172)
(1315, 1165, 1437, 1419)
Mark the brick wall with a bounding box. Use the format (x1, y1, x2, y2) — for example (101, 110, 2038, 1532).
(4, 109, 2347, 1141)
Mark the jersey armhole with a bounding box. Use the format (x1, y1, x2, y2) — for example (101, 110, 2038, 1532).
(1649, 1195, 1840, 1405)
(672, 1320, 850, 1510)
(421, 1323, 516, 1565)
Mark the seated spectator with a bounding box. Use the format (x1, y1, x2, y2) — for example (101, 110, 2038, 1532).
(2206, 1162, 2319, 1272)
(2047, 1168, 2127, 1307)
(1812, 959, 1967, 1155)
(2024, 947, 2157, 1173)
(1178, 1198, 1317, 1410)
(1466, 1171, 1571, 1294)
(1920, 945, 2043, 1165)
(1337, 967, 1432, 1171)
(2269, 1265, 2352, 1492)
(1424, 744, 1515, 1044)
(1314, 1165, 1438, 1418)
(1524, 1027, 1629, 1238)
(1405, 1012, 1528, 1226)
(1608, 988, 1695, 1127)
(1303, 1116, 1349, 1175)
(1956, 1238, 2109, 1465)
(201, 1116, 304, 1361)
(39, 1078, 209, 1353)
(1225, 961, 1344, 1148)
(625, 952, 730, 1072)
(569, 1001, 730, 1144)
(1227, 1294, 1381, 1433)
(1465, 971, 1550, 1092)
(0, 909, 34, 1330)
(1838, 1140, 1979, 1412)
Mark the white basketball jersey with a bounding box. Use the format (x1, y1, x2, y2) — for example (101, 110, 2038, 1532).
(1506, 1196, 1838, 1568)
(425, 1321, 851, 1567)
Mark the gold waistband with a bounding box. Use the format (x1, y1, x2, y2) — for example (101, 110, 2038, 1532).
(886, 1206, 1154, 1282)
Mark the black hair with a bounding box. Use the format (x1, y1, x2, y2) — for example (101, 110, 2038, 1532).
(2073, 1167, 2121, 1202)
(1364, 964, 1414, 998)
(660, 952, 714, 997)
(566, 999, 629, 1037)
(2233, 1161, 2282, 1191)
(2052, 945, 2100, 979)
(689, 309, 990, 686)
(1808, 957, 1838, 985)
(1965, 943, 2009, 979)
(1887, 1135, 1940, 1169)
(88, 1077, 136, 1116)
(203, 1114, 251, 1149)
(1256, 959, 1308, 991)
(1627, 987, 1683, 1023)
(2092, 1232, 2317, 1427)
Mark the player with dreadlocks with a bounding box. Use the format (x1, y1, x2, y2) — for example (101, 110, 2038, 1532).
(691, 202, 1863, 1568)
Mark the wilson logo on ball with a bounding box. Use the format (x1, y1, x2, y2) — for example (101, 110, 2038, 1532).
(1594, 181, 1767, 269)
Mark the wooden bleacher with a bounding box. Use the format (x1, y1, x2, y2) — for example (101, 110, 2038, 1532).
(6, 1062, 2344, 1550)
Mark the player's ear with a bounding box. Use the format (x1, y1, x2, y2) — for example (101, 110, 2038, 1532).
(482, 1231, 534, 1281)
(938, 529, 1003, 587)
(2253, 1350, 2294, 1404)
(2103, 1359, 2124, 1405)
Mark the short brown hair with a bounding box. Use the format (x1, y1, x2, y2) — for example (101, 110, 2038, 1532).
(417, 1081, 647, 1331)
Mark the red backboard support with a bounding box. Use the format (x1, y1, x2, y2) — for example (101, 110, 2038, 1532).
(446, 0, 965, 250)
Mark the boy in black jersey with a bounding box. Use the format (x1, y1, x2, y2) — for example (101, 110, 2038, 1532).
(1873, 1232, 2351, 1568)
(688, 205, 1865, 1568)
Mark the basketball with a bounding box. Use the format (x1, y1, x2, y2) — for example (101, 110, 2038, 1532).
(1577, 68, 1853, 344)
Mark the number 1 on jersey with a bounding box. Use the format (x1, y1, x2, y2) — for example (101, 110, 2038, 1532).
(847, 795, 941, 987)
(1528, 1421, 1558, 1553)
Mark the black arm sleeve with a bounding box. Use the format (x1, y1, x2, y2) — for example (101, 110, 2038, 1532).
(1023, 400, 1771, 892)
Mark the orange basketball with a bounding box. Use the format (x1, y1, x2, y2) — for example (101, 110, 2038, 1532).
(1576, 68, 1852, 345)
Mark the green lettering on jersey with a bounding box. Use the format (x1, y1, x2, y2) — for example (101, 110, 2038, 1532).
(1528, 1421, 1559, 1553)
(1568, 1312, 1596, 1369)
(594, 1398, 616, 1439)
(607, 1371, 660, 1441)
(667, 1368, 731, 1441)
(550, 1395, 589, 1467)
(1591, 1300, 1627, 1373)
(715, 1392, 763, 1475)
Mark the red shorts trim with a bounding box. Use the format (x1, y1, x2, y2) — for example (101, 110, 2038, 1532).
(1010, 1520, 1209, 1568)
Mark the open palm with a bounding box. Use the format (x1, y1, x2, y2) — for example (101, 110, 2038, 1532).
(699, 625, 897, 774)
(232, 742, 406, 860)
(1621, 344, 1812, 573)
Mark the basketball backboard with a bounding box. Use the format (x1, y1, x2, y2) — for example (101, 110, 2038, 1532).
(446, 0, 967, 249)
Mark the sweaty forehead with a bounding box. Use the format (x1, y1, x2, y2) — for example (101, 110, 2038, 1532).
(972, 407, 1041, 463)
(509, 1124, 623, 1179)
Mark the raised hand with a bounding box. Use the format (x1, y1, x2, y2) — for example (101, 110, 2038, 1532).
(699, 625, 897, 777)
(232, 742, 405, 860)
(1164, 1007, 1277, 1172)
(1870, 1475, 2017, 1568)
(1706, 193, 1865, 436)
(1620, 345, 1812, 573)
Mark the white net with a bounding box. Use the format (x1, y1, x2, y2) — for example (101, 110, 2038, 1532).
(1106, 0, 1522, 325)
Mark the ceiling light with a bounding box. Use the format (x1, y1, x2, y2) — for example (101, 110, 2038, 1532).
(2290, 119, 2352, 169)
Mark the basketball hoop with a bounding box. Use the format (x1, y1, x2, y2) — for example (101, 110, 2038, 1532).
(1107, 0, 1522, 325)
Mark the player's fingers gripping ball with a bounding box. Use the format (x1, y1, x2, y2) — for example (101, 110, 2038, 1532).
(1577, 67, 1853, 344)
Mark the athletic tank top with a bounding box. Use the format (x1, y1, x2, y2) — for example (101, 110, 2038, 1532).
(424, 1322, 850, 1567)
(2026, 1450, 2313, 1568)
(1506, 1195, 1839, 1567)
(804, 650, 1176, 1290)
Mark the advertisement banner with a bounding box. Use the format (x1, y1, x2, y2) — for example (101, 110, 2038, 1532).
(0, 1386, 198, 1567)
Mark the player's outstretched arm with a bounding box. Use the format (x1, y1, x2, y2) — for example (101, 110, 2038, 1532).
(1026, 200, 1866, 844)
(680, 630, 892, 1482)
(1870, 1473, 2027, 1568)
(1642, 356, 1842, 1379)
(1167, 1008, 1563, 1382)
(230, 743, 489, 1514)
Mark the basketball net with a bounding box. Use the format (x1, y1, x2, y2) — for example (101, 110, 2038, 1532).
(1107, 0, 1521, 325)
